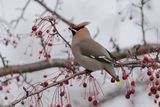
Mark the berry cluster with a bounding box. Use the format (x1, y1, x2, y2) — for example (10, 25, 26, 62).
(125, 81, 136, 99)
(79, 75, 103, 106)
(31, 16, 58, 59)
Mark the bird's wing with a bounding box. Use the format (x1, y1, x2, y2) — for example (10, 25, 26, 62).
(89, 55, 112, 64)
(79, 40, 114, 64)
(105, 49, 117, 61)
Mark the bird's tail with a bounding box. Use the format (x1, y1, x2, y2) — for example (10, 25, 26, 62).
(103, 64, 120, 82)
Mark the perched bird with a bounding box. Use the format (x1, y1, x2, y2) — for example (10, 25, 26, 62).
(69, 22, 121, 83)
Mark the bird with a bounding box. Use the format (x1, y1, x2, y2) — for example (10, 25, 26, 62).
(69, 22, 121, 84)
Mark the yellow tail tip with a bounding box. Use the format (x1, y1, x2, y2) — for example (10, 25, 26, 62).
(117, 81, 122, 85)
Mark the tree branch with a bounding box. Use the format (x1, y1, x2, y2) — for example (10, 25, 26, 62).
(140, 0, 147, 45)
(9, 70, 87, 106)
(10, 0, 31, 28)
(34, 0, 74, 27)
(0, 43, 159, 77)
(0, 52, 6, 67)
(113, 43, 160, 60)
(0, 59, 68, 77)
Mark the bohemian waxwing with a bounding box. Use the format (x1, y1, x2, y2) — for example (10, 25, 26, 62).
(69, 22, 121, 83)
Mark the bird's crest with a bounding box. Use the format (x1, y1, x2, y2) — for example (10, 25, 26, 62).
(69, 22, 90, 36)
(72, 22, 90, 30)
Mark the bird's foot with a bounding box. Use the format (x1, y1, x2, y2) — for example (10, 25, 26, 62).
(115, 76, 120, 82)
(85, 69, 93, 77)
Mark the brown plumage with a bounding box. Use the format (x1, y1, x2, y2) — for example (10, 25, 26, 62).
(70, 22, 119, 81)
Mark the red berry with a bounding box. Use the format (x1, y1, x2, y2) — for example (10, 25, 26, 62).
(148, 92, 152, 96)
(155, 94, 159, 99)
(60, 91, 65, 97)
(60, 83, 63, 86)
(147, 70, 152, 76)
(29, 105, 33, 107)
(53, 29, 56, 33)
(125, 94, 130, 99)
(88, 96, 92, 102)
(150, 76, 154, 81)
(127, 90, 132, 95)
(153, 63, 158, 69)
(143, 56, 149, 62)
(43, 81, 48, 87)
(155, 80, 159, 86)
(156, 73, 159, 78)
(47, 54, 51, 59)
(48, 43, 52, 46)
(64, 75, 69, 85)
(66, 63, 71, 70)
(46, 30, 50, 33)
(150, 86, 157, 94)
(93, 100, 98, 106)
(111, 78, 115, 83)
(64, 80, 69, 85)
(32, 26, 37, 31)
(131, 81, 135, 87)
(30, 104, 33, 107)
(43, 75, 47, 78)
(4, 81, 9, 86)
(39, 50, 42, 54)
(57, 104, 61, 107)
(49, 17, 54, 21)
(154, 100, 157, 104)
(122, 72, 128, 80)
(16, 76, 20, 82)
(4, 96, 8, 100)
(83, 82, 87, 88)
(131, 89, 135, 94)
(38, 30, 42, 36)
(21, 101, 24, 105)
(65, 104, 72, 107)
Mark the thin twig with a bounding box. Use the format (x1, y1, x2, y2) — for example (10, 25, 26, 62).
(10, 0, 31, 28)
(0, 52, 6, 67)
(140, 0, 147, 45)
(9, 70, 87, 106)
(34, 0, 74, 27)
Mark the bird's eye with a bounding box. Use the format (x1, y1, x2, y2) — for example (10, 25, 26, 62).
(68, 27, 76, 36)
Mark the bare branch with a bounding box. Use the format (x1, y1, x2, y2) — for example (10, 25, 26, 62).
(0, 52, 6, 67)
(34, 0, 74, 27)
(0, 59, 68, 77)
(113, 43, 160, 60)
(53, 25, 71, 48)
(140, 0, 147, 45)
(9, 70, 87, 106)
(10, 0, 31, 28)
(0, 43, 159, 77)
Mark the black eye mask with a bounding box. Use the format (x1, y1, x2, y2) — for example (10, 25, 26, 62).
(68, 26, 84, 36)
